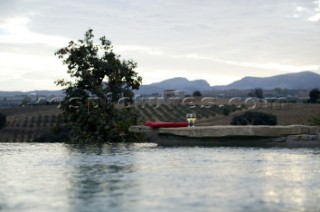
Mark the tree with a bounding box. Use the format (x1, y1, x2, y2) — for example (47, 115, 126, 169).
(248, 88, 264, 99)
(309, 88, 320, 103)
(55, 29, 142, 143)
(192, 90, 202, 97)
(0, 112, 6, 129)
(21, 96, 31, 106)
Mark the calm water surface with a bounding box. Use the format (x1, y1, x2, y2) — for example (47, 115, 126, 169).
(0, 143, 320, 211)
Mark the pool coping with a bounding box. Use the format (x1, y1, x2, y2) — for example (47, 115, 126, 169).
(129, 125, 320, 147)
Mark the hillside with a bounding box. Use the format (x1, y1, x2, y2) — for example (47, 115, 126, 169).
(0, 105, 62, 142)
(136, 71, 320, 94)
(137, 77, 211, 94)
(213, 71, 320, 90)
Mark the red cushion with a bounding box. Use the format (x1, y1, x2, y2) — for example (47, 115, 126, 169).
(144, 121, 188, 128)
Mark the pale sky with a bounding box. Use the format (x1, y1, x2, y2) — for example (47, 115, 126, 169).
(0, 0, 320, 91)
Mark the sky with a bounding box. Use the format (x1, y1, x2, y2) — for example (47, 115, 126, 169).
(0, 0, 320, 91)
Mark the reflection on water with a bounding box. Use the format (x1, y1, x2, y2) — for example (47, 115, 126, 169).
(0, 143, 319, 211)
(65, 144, 140, 211)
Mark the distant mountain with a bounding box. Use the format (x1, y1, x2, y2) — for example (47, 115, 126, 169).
(212, 71, 320, 90)
(2, 71, 320, 97)
(137, 71, 320, 94)
(137, 77, 211, 94)
(0, 90, 64, 97)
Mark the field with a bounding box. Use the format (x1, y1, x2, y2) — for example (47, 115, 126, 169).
(0, 101, 319, 142)
(0, 105, 61, 142)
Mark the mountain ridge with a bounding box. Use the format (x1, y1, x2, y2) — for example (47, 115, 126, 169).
(137, 77, 211, 94)
(213, 71, 320, 90)
(1, 71, 320, 96)
(138, 71, 320, 94)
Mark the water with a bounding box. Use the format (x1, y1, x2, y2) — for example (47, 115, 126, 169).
(0, 143, 320, 212)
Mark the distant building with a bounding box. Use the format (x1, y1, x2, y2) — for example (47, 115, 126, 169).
(162, 89, 185, 100)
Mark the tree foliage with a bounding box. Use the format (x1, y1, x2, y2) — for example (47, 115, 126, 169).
(192, 90, 202, 97)
(55, 29, 142, 143)
(309, 88, 320, 103)
(0, 112, 6, 129)
(248, 88, 264, 99)
(230, 111, 277, 125)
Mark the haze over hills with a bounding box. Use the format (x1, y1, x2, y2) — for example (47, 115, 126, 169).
(1, 71, 320, 97)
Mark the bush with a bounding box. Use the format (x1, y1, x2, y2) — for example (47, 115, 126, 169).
(309, 88, 320, 103)
(34, 126, 71, 143)
(222, 106, 232, 116)
(308, 113, 320, 126)
(0, 112, 6, 129)
(230, 111, 277, 125)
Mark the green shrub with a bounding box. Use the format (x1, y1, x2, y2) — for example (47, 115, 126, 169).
(0, 112, 6, 129)
(222, 106, 232, 116)
(230, 111, 277, 125)
(308, 113, 320, 126)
